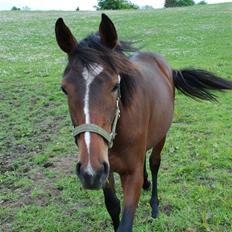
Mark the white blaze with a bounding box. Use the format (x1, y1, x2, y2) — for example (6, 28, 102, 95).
(118, 74, 121, 83)
(82, 64, 103, 176)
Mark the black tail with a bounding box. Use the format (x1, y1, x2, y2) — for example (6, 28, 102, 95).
(173, 69, 232, 101)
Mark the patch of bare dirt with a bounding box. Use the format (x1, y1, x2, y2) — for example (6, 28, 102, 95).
(161, 204, 174, 216)
(50, 154, 77, 176)
(1, 154, 76, 209)
(1, 113, 66, 175)
(0, 92, 5, 100)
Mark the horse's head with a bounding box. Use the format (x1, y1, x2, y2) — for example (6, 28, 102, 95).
(55, 14, 121, 189)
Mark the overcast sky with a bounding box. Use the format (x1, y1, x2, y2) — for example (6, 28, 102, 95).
(0, 0, 231, 10)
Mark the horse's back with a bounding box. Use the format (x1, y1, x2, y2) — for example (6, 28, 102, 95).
(130, 52, 173, 89)
(130, 52, 175, 148)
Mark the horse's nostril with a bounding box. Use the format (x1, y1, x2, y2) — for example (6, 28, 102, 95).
(102, 161, 109, 175)
(76, 162, 82, 176)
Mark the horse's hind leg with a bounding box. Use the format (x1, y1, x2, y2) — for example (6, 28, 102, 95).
(103, 171, 121, 231)
(149, 137, 166, 218)
(143, 159, 151, 190)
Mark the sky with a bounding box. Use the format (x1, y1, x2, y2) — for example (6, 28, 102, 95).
(0, 0, 231, 11)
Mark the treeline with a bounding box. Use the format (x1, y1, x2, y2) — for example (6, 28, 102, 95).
(96, 0, 207, 10)
(11, 6, 30, 11)
(11, 0, 208, 11)
(164, 0, 206, 8)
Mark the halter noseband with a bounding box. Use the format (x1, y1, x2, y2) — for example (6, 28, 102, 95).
(72, 82, 121, 149)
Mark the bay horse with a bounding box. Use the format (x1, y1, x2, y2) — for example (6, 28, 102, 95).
(55, 14, 232, 232)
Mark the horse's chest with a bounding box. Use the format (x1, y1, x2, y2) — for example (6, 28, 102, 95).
(108, 152, 135, 174)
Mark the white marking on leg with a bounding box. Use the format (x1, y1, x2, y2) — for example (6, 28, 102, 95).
(82, 64, 103, 175)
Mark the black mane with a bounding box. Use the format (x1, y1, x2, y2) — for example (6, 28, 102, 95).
(69, 33, 139, 106)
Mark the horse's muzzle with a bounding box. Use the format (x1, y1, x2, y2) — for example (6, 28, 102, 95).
(76, 161, 109, 189)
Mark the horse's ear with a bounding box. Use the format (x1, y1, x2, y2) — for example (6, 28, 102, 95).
(55, 18, 77, 54)
(99, 14, 118, 49)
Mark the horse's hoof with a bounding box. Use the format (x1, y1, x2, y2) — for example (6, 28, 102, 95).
(143, 180, 151, 190)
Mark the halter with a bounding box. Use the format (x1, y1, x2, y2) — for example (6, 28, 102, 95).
(72, 82, 121, 149)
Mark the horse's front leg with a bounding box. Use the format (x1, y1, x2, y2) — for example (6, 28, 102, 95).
(117, 166, 143, 232)
(103, 171, 121, 231)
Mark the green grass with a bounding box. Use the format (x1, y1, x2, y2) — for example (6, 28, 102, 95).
(1, 3, 232, 232)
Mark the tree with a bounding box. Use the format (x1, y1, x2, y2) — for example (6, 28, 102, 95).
(11, 6, 21, 11)
(164, 0, 177, 8)
(164, 0, 195, 7)
(176, 0, 195, 7)
(198, 1, 207, 5)
(96, 0, 138, 10)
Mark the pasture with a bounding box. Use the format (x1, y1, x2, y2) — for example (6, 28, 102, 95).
(0, 3, 232, 232)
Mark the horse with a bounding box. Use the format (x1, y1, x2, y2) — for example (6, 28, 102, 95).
(55, 14, 232, 232)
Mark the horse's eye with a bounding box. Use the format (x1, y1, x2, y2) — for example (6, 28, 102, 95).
(61, 86, 68, 95)
(112, 83, 120, 92)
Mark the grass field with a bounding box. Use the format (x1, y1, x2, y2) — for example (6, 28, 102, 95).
(0, 3, 232, 232)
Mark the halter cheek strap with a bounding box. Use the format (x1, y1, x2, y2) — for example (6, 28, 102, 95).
(72, 79, 121, 149)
